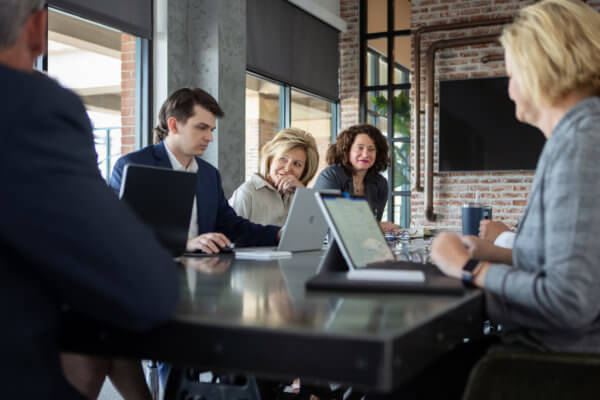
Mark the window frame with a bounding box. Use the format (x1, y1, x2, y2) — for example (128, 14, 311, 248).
(40, 5, 151, 180)
(246, 70, 339, 166)
(360, 0, 412, 227)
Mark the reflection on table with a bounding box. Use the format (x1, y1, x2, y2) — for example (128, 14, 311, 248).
(61, 244, 484, 392)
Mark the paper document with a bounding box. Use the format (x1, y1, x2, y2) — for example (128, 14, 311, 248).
(234, 250, 292, 260)
(347, 269, 425, 283)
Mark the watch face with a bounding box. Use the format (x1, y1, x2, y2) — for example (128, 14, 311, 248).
(463, 259, 479, 272)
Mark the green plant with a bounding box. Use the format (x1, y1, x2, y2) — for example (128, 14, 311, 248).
(370, 92, 411, 190)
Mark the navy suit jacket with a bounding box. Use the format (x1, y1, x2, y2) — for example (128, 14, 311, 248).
(110, 141, 279, 246)
(0, 64, 179, 399)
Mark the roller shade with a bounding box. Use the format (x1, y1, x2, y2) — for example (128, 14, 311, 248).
(247, 0, 340, 102)
(49, 0, 152, 39)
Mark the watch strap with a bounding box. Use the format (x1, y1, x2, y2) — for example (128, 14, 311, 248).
(461, 258, 480, 288)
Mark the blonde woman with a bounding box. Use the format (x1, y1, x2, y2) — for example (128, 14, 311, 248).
(230, 128, 319, 225)
(432, 0, 600, 351)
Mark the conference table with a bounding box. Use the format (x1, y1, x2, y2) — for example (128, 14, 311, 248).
(60, 246, 485, 393)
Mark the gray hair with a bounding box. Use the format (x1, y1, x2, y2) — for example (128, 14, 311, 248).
(0, 0, 45, 50)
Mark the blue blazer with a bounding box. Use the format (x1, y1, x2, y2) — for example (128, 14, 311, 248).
(110, 141, 279, 246)
(0, 65, 178, 399)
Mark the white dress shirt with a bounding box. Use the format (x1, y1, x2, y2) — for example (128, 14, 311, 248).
(163, 142, 199, 239)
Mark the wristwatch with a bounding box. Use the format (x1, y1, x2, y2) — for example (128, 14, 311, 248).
(461, 258, 481, 288)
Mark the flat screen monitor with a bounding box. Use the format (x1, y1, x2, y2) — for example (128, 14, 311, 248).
(438, 77, 546, 172)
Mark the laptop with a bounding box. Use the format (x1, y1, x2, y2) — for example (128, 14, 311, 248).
(234, 188, 335, 258)
(119, 164, 197, 257)
(307, 192, 464, 294)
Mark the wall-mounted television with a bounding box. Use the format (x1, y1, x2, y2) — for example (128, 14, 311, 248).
(438, 77, 546, 172)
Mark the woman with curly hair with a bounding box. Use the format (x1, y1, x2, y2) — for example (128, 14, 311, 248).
(230, 128, 319, 226)
(314, 124, 398, 232)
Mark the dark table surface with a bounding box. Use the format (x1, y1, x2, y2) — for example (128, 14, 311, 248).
(61, 248, 485, 392)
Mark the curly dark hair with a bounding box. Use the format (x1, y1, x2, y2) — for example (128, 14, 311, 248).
(326, 124, 391, 174)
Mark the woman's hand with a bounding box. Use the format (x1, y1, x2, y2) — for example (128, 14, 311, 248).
(380, 221, 400, 234)
(431, 232, 493, 287)
(479, 220, 511, 243)
(430, 232, 470, 279)
(461, 235, 513, 265)
(274, 174, 304, 194)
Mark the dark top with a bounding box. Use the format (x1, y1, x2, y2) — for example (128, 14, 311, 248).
(313, 164, 388, 221)
(110, 142, 279, 246)
(0, 64, 179, 399)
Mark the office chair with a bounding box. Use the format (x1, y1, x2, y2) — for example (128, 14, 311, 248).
(462, 350, 600, 400)
(146, 360, 160, 400)
(163, 367, 260, 400)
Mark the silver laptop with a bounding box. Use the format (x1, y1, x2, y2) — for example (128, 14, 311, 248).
(236, 188, 335, 254)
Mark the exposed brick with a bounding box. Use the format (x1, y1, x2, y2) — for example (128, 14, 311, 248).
(338, 0, 600, 228)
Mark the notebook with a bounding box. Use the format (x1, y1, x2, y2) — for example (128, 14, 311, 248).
(306, 193, 465, 294)
(234, 188, 335, 259)
(119, 164, 196, 257)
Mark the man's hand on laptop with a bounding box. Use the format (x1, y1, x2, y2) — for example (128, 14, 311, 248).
(187, 233, 232, 254)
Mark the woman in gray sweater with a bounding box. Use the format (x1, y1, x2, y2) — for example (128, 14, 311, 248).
(431, 0, 600, 353)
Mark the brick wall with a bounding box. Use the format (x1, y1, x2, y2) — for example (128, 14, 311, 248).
(120, 34, 136, 156)
(339, 0, 600, 229)
(410, 0, 537, 229)
(340, 0, 360, 129)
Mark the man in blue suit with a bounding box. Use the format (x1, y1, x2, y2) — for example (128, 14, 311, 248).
(0, 1, 179, 399)
(110, 88, 281, 254)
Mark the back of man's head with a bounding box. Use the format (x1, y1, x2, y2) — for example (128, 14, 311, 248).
(0, 0, 45, 51)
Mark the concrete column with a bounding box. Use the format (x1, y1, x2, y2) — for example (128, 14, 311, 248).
(154, 0, 247, 197)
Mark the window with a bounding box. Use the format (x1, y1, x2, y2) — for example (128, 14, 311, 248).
(245, 72, 338, 184)
(245, 75, 281, 181)
(290, 89, 336, 185)
(361, 0, 412, 227)
(45, 8, 148, 181)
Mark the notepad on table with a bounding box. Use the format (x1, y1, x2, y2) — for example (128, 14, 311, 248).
(234, 249, 292, 260)
(346, 269, 425, 283)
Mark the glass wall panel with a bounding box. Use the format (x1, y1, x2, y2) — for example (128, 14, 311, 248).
(392, 89, 410, 138)
(366, 90, 388, 134)
(393, 36, 411, 84)
(393, 142, 411, 192)
(291, 90, 334, 186)
(367, 0, 387, 34)
(394, 0, 411, 31)
(245, 75, 281, 181)
(393, 195, 411, 228)
(47, 9, 137, 181)
(366, 39, 388, 86)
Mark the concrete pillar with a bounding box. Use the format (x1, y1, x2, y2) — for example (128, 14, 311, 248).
(154, 0, 246, 197)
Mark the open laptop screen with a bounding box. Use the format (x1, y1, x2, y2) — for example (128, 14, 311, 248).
(318, 194, 395, 269)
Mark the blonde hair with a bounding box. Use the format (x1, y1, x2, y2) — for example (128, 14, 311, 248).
(258, 128, 319, 186)
(500, 0, 600, 108)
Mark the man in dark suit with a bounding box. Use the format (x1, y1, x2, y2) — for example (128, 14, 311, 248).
(0, 1, 179, 399)
(110, 88, 281, 254)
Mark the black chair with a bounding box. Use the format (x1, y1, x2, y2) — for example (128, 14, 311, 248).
(164, 367, 261, 400)
(462, 350, 600, 400)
